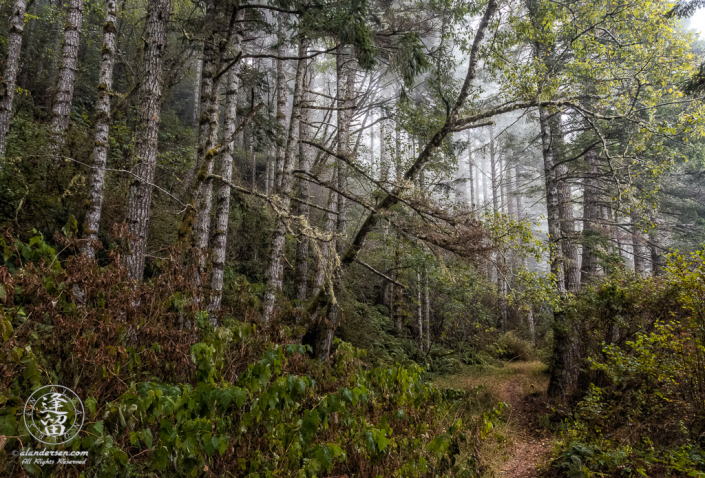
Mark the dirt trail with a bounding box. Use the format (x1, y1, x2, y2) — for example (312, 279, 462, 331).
(436, 361, 553, 477)
(495, 369, 551, 477)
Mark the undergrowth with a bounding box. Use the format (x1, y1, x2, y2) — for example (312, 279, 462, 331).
(0, 231, 504, 477)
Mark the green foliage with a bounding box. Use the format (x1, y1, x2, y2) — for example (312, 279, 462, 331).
(0, 235, 504, 477)
(549, 251, 705, 477)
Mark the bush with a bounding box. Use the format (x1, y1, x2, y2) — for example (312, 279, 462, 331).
(0, 233, 504, 477)
(487, 331, 534, 361)
(548, 251, 705, 477)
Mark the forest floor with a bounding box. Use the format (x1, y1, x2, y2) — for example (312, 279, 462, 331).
(435, 360, 554, 477)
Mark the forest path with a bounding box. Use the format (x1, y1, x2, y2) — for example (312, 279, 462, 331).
(436, 360, 553, 477)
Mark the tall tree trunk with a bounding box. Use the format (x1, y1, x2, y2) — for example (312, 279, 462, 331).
(273, 12, 288, 191)
(507, 164, 516, 217)
(123, 0, 171, 281)
(417, 271, 423, 350)
(550, 114, 580, 291)
(312, 185, 338, 298)
(0, 0, 27, 162)
(262, 38, 307, 323)
(580, 146, 600, 283)
(191, 7, 238, 275)
(539, 107, 565, 291)
(192, 55, 203, 127)
(319, 48, 355, 360)
(468, 143, 474, 207)
(631, 210, 645, 274)
(209, 24, 242, 313)
(489, 125, 499, 213)
(81, 0, 118, 260)
(542, 106, 579, 400)
(423, 266, 430, 352)
(482, 151, 490, 209)
(514, 166, 522, 218)
(294, 56, 314, 309)
(48, 0, 84, 158)
(649, 216, 664, 276)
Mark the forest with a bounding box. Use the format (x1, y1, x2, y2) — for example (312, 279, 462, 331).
(1, 0, 705, 475)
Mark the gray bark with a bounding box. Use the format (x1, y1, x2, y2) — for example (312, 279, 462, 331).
(631, 210, 646, 274)
(81, 0, 118, 260)
(319, 48, 355, 359)
(48, 0, 84, 158)
(423, 267, 430, 352)
(273, 13, 288, 190)
(209, 25, 242, 312)
(489, 125, 498, 213)
(294, 58, 314, 308)
(539, 107, 565, 292)
(417, 272, 423, 350)
(192, 5, 238, 274)
(262, 38, 307, 323)
(580, 147, 600, 283)
(123, 0, 171, 281)
(0, 0, 27, 162)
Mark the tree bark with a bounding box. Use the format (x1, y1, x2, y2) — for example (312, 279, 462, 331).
(262, 38, 307, 323)
(318, 48, 355, 359)
(0, 0, 27, 162)
(294, 56, 314, 309)
(631, 210, 646, 274)
(191, 6, 238, 274)
(489, 125, 499, 213)
(649, 215, 664, 276)
(417, 271, 423, 350)
(423, 266, 430, 352)
(123, 0, 171, 281)
(209, 23, 242, 313)
(274, 12, 288, 191)
(48, 0, 84, 159)
(81, 0, 118, 260)
(580, 146, 600, 283)
(539, 107, 566, 292)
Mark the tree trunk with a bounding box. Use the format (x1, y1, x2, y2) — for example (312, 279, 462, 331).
(274, 12, 288, 191)
(294, 57, 314, 309)
(191, 6, 238, 274)
(550, 114, 580, 291)
(123, 0, 171, 281)
(417, 271, 423, 350)
(631, 210, 646, 275)
(515, 166, 522, 218)
(649, 215, 664, 276)
(208, 26, 242, 313)
(81, 0, 118, 260)
(262, 38, 307, 323)
(580, 147, 600, 283)
(539, 107, 565, 291)
(423, 266, 430, 352)
(542, 106, 579, 400)
(0, 0, 27, 162)
(318, 48, 355, 359)
(489, 125, 499, 213)
(192, 55, 203, 127)
(48, 0, 84, 158)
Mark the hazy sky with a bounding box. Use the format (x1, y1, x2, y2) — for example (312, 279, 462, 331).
(684, 8, 705, 37)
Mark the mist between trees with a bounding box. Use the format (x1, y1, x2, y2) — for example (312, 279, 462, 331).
(1, 0, 705, 475)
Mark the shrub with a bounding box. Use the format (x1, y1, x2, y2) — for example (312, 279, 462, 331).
(0, 233, 504, 477)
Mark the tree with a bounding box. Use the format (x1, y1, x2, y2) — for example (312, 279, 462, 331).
(48, 0, 84, 158)
(81, 0, 119, 260)
(0, 0, 27, 162)
(123, 0, 172, 281)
